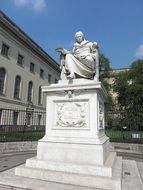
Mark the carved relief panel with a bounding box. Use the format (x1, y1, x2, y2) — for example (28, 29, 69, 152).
(53, 100, 89, 129)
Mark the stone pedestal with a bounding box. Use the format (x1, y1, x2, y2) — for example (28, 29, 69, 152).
(15, 79, 122, 190)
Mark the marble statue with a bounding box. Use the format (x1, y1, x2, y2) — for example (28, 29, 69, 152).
(56, 31, 99, 81)
(15, 32, 122, 190)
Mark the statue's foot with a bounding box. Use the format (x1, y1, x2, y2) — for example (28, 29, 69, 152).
(67, 73, 75, 79)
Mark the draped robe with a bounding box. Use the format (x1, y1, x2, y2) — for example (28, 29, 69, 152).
(61, 40, 97, 79)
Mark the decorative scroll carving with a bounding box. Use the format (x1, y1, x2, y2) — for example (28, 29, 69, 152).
(56, 102, 87, 128)
(99, 102, 104, 129)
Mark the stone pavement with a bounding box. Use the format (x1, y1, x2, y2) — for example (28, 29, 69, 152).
(0, 151, 36, 172)
(0, 151, 142, 190)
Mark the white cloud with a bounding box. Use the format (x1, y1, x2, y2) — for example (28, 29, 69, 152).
(14, 0, 46, 12)
(33, 0, 46, 12)
(14, 0, 30, 6)
(136, 44, 143, 58)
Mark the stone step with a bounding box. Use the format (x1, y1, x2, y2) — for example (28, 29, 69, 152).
(25, 157, 112, 177)
(113, 156, 122, 179)
(25, 152, 117, 178)
(0, 167, 98, 190)
(15, 164, 121, 190)
(104, 152, 116, 167)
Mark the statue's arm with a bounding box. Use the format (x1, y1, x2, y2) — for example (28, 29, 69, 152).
(55, 48, 70, 55)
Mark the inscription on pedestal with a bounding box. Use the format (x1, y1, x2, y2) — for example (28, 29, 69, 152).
(54, 101, 88, 128)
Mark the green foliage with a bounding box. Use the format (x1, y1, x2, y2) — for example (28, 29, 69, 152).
(113, 71, 129, 107)
(0, 130, 45, 142)
(105, 129, 143, 143)
(99, 53, 114, 106)
(99, 53, 111, 77)
(114, 59, 143, 107)
(113, 59, 143, 131)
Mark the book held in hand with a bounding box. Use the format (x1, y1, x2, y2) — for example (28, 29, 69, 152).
(55, 48, 68, 55)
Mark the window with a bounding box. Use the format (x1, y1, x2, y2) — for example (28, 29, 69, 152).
(0, 109, 2, 125)
(40, 69, 44, 79)
(30, 62, 35, 73)
(27, 81, 33, 103)
(13, 111, 18, 125)
(26, 113, 31, 126)
(1, 43, 9, 57)
(0, 68, 6, 95)
(38, 114, 42, 125)
(17, 54, 24, 66)
(55, 79, 58, 83)
(38, 86, 42, 105)
(14, 75, 21, 99)
(48, 74, 51, 83)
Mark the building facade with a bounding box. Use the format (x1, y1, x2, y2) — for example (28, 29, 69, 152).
(0, 11, 60, 126)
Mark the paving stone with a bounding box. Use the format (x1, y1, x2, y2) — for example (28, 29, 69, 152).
(0, 151, 143, 190)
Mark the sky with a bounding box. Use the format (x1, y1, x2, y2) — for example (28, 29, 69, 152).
(0, 0, 143, 69)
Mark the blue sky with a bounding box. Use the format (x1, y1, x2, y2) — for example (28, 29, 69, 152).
(0, 0, 143, 68)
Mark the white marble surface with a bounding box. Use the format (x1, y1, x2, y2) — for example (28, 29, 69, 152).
(39, 79, 109, 165)
(16, 154, 122, 190)
(1, 159, 143, 190)
(37, 139, 110, 166)
(15, 79, 122, 189)
(56, 31, 99, 81)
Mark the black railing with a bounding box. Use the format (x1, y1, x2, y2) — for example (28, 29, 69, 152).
(0, 107, 143, 143)
(0, 108, 46, 142)
(105, 106, 143, 143)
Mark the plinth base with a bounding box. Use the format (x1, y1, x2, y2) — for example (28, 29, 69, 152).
(15, 153, 122, 190)
(16, 138, 122, 190)
(15, 80, 122, 190)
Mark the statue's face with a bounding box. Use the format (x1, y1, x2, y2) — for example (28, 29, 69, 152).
(75, 35, 83, 43)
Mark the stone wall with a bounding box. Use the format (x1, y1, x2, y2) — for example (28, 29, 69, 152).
(0, 141, 143, 155)
(111, 142, 143, 155)
(0, 142, 37, 153)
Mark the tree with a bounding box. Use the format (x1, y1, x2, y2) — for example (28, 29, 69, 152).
(99, 53, 114, 107)
(113, 59, 143, 131)
(113, 71, 129, 107)
(99, 53, 111, 77)
(114, 59, 143, 107)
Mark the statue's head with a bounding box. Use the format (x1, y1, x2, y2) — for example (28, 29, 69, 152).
(75, 31, 84, 43)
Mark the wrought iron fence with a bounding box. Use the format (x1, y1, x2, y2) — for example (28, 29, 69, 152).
(0, 106, 143, 143)
(105, 106, 143, 143)
(0, 108, 46, 142)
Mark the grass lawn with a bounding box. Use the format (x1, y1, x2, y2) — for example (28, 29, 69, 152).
(105, 129, 143, 143)
(0, 129, 143, 143)
(0, 130, 45, 142)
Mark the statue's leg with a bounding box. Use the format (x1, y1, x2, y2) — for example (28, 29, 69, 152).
(65, 54, 75, 79)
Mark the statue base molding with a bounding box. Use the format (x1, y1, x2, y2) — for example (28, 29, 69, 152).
(15, 79, 122, 190)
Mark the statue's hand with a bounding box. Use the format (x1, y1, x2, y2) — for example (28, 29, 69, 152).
(55, 48, 70, 55)
(62, 49, 70, 55)
(92, 42, 99, 49)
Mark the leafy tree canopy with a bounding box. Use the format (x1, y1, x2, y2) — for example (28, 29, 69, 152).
(114, 59, 143, 108)
(99, 53, 114, 106)
(99, 53, 111, 74)
(113, 59, 143, 130)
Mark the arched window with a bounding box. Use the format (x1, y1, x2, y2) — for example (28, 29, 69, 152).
(0, 68, 6, 94)
(27, 81, 33, 103)
(38, 85, 42, 105)
(14, 75, 21, 99)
